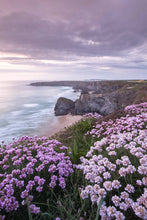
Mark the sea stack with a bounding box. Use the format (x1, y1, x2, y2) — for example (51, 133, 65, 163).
(54, 97, 75, 115)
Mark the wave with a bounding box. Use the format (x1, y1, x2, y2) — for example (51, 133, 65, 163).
(0, 83, 80, 143)
(24, 103, 39, 108)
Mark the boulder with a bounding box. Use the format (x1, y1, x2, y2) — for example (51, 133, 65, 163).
(54, 97, 75, 116)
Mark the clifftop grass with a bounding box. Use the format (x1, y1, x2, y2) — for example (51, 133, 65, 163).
(51, 110, 126, 164)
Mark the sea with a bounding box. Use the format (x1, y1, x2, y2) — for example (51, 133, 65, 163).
(0, 80, 80, 143)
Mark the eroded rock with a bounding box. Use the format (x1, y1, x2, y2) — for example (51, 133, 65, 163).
(75, 93, 117, 116)
(54, 97, 75, 116)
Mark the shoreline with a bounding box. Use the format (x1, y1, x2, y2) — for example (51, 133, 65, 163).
(41, 114, 82, 138)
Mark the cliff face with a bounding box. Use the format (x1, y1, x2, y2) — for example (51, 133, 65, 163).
(54, 81, 147, 116)
(30, 80, 126, 93)
(30, 80, 147, 116)
(74, 94, 116, 115)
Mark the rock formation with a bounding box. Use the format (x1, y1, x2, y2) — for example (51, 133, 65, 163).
(54, 97, 75, 116)
(74, 94, 116, 115)
(30, 80, 147, 116)
(54, 83, 147, 116)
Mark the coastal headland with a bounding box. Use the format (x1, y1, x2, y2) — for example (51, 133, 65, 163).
(31, 80, 147, 116)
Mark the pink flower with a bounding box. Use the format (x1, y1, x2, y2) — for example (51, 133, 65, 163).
(136, 180, 142, 186)
(48, 164, 56, 173)
(38, 178, 45, 185)
(112, 195, 121, 206)
(29, 204, 40, 214)
(98, 188, 106, 198)
(21, 190, 28, 199)
(81, 190, 89, 199)
(93, 184, 100, 193)
(119, 167, 127, 177)
(108, 151, 117, 156)
(36, 186, 43, 192)
(103, 172, 111, 180)
(103, 181, 112, 191)
(120, 190, 129, 199)
(142, 177, 147, 186)
(125, 184, 135, 193)
(107, 206, 117, 217)
(112, 180, 121, 189)
(49, 181, 56, 188)
(119, 202, 128, 211)
(116, 159, 122, 165)
(115, 211, 125, 220)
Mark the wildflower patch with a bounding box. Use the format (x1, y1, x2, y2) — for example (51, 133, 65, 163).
(78, 103, 147, 219)
(0, 136, 73, 218)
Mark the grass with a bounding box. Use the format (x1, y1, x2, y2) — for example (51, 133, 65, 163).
(52, 117, 97, 164)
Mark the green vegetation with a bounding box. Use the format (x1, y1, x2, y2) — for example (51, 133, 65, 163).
(52, 117, 97, 164)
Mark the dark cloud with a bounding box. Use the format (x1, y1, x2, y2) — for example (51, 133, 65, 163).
(0, 0, 147, 78)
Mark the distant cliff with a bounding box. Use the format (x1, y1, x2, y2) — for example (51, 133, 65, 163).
(30, 80, 129, 93)
(30, 80, 147, 116)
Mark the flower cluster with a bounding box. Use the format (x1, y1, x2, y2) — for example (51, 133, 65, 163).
(83, 112, 102, 120)
(0, 136, 73, 216)
(78, 103, 147, 219)
(124, 102, 147, 115)
(86, 103, 147, 139)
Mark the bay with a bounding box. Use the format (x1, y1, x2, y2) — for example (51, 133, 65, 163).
(0, 80, 80, 143)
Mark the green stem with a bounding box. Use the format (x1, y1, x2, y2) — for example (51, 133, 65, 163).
(95, 198, 104, 220)
(27, 200, 33, 220)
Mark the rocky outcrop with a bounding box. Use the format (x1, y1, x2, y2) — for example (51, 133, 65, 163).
(54, 84, 147, 116)
(75, 94, 117, 116)
(54, 94, 117, 116)
(30, 80, 147, 116)
(54, 97, 75, 116)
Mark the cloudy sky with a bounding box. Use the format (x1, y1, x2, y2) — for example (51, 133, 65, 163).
(0, 0, 147, 81)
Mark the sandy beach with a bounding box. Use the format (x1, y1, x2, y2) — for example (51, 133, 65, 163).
(45, 114, 82, 137)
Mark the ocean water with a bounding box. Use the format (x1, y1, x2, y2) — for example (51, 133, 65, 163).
(0, 81, 80, 143)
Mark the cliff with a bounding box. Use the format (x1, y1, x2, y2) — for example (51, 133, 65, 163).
(30, 80, 130, 93)
(30, 80, 147, 116)
(54, 81, 147, 116)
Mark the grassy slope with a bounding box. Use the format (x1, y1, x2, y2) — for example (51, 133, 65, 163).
(51, 110, 126, 164)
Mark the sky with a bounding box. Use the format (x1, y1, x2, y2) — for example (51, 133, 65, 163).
(0, 0, 147, 81)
